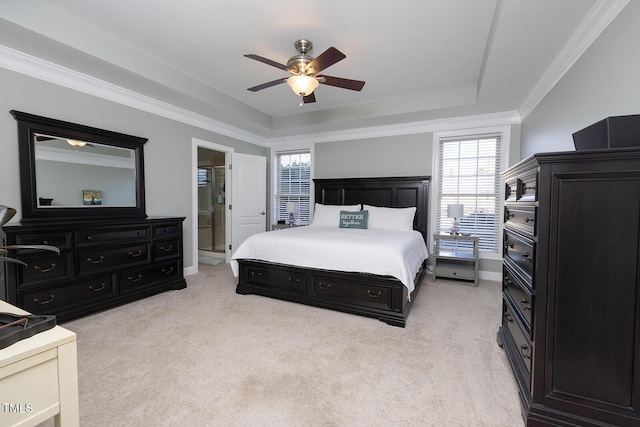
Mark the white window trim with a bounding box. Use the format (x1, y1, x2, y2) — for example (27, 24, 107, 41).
(430, 125, 510, 261)
(269, 141, 315, 224)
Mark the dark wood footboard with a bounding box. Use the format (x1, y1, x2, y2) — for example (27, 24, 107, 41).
(236, 259, 427, 327)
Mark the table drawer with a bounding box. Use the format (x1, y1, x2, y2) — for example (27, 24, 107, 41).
(76, 226, 149, 246)
(20, 275, 116, 314)
(17, 251, 73, 289)
(77, 242, 150, 276)
(504, 263, 533, 334)
(153, 239, 179, 261)
(504, 229, 535, 283)
(504, 205, 536, 237)
(311, 275, 393, 310)
(120, 261, 181, 293)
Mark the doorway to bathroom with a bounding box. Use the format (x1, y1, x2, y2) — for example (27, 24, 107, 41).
(197, 147, 226, 266)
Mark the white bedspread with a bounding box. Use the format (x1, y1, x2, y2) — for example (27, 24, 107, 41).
(230, 226, 429, 296)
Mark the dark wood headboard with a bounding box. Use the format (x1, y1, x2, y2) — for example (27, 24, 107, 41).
(313, 176, 431, 242)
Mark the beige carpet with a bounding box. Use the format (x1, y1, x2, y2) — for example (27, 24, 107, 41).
(40, 264, 522, 426)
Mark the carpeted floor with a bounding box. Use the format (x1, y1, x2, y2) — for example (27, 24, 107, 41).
(39, 263, 522, 427)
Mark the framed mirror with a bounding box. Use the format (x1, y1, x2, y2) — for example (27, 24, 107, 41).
(11, 110, 147, 221)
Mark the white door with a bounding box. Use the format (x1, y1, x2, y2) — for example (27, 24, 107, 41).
(231, 153, 267, 255)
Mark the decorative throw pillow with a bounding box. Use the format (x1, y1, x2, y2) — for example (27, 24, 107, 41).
(362, 204, 417, 231)
(309, 203, 361, 227)
(339, 210, 369, 229)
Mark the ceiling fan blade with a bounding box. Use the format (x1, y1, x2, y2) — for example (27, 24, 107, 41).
(303, 92, 316, 104)
(247, 78, 287, 92)
(306, 47, 346, 74)
(244, 54, 289, 71)
(318, 75, 366, 91)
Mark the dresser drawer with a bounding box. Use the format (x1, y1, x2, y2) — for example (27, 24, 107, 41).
(311, 275, 393, 310)
(20, 274, 116, 314)
(14, 231, 72, 252)
(240, 264, 306, 294)
(77, 242, 150, 276)
(153, 223, 181, 238)
(120, 261, 181, 293)
(504, 263, 533, 334)
(504, 205, 536, 237)
(517, 170, 538, 201)
(153, 239, 180, 261)
(503, 299, 532, 388)
(504, 229, 535, 283)
(76, 226, 149, 246)
(17, 251, 73, 289)
(505, 176, 518, 202)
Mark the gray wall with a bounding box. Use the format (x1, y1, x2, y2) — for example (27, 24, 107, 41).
(0, 67, 267, 269)
(521, 2, 640, 157)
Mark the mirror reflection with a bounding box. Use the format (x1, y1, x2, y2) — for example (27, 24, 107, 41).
(34, 133, 137, 208)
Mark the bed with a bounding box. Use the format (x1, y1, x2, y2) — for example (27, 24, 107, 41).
(233, 176, 431, 327)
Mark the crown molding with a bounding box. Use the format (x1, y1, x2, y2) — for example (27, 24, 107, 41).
(0, 45, 267, 147)
(518, 0, 630, 120)
(266, 111, 522, 146)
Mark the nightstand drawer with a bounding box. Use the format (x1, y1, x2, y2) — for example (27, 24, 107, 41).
(435, 260, 476, 280)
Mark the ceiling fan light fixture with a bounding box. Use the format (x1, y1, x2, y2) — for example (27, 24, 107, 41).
(287, 75, 319, 96)
(67, 139, 86, 147)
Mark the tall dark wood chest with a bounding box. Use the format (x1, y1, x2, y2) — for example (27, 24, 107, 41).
(498, 147, 640, 426)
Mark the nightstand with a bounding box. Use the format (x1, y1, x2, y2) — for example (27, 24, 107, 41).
(433, 233, 479, 286)
(271, 224, 300, 231)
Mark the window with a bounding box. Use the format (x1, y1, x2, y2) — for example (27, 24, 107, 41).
(435, 132, 504, 253)
(275, 151, 311, 225)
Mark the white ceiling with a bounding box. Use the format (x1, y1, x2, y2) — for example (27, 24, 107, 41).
(0, 0, 628, 141)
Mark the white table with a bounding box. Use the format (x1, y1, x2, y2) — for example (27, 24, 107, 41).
(0, 301, 79, 427)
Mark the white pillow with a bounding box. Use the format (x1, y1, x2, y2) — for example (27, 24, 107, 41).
(310, 203, 361, 227)
(363, 204, 417, 231)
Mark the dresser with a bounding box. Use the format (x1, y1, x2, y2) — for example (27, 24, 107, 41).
(497, 148, 640, 426)
(0, 217, 186, 322)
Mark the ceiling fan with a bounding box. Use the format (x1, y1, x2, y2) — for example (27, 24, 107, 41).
(244, 39, 365, 104)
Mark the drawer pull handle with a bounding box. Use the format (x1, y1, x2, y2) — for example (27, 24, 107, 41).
(162, 267, 174, 274)
(86, 236, 93, 240)
(523, 185, 536, 192)
(504, 277, 512, 287)
(42, 240, 49, 245)
(161, 245, 173, 252)
(319, 282, 332, 289)
(522, 253, 532, 263)
(127, 274, 143, 282)
(525, 217, 533, 223)
(520, 344, 532, 360)
(505, 312, 514, 323)
(288, 277, 300, 284)
(89, 283, 106, 292)
(367, 290, 382, 298)
(505, 242, 514, 249)
(87, 256, 105, 264)
(138, 231, 144, 235)
(250, 271, 262, 278)
(128, 250, 143, 258)
(34, 263, 57, 273)
(521, 299, 531, 311)
(33, 294, 56, 305)
(164, 228, 170, 232)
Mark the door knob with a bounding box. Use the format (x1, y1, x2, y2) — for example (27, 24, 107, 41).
(259, 211, 266, 215)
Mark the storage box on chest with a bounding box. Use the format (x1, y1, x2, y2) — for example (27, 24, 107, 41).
(572, 114, 640, 150)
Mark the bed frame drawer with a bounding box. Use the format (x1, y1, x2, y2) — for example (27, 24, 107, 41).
(240, 263, 306, 294)
(311, 275, 393, 310)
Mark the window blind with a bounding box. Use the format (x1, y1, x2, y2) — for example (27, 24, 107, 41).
(436, 135, 502, 253)
(275, 151, 311, 225)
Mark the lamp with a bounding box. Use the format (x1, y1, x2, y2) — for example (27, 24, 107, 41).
(447, 204, 464, 235)
(286, 75, 319, 97)
(286, 202, 298, 226)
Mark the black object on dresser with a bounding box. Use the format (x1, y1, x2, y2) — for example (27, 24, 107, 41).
(497, 147, 640, 426)
(0, 217, 186, 322)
